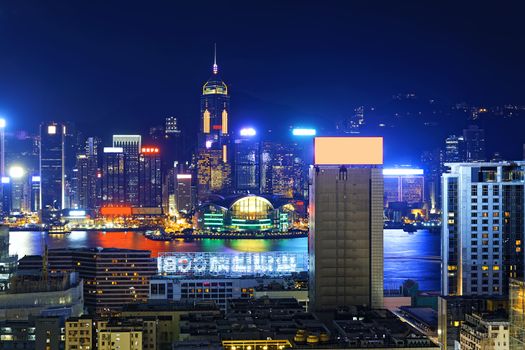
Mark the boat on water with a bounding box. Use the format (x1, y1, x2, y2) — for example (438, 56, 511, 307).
(46, 223, 71, 234)
(144, 229, 174, 241)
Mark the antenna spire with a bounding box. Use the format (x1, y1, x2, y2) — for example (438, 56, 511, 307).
(213, 43, 218, 75)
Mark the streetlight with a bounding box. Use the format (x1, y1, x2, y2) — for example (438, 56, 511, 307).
(8, 165, 25, 179)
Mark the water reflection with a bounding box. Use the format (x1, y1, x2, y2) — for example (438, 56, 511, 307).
(8, 229, 441, 291)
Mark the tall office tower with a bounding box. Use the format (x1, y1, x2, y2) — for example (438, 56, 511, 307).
(463, 125, 486, 162)
(101, 147, 127, 206)
(30, 175, 41, 212)
(421, 148, 445, 212)
(76, 137, 101, 210)
(176, 173, 193, 213)
(165, 116, 183, 164)
(442, 162, 525, 297)
(309, 137, 384, 312)
(260, 141, 304, 198)
(510, 278, 525, 350)
(63, 122, 79, 209)
(165, 116, 181, 136)
(197, 148, 231, 197)
(199, 46, 230, 150)
(233, 130, 260, 193)
(197, 46, 231, 197)
(138, 146, 162, 209)
(113, 135, 141, 206)
(9, 166, 29, 212)
(40, 122, 65, 211)
(383, 168, 425, 207)
(445, 134, 465, 162)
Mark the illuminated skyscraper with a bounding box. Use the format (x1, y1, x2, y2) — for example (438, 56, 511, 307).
(233, 129, 260, 193)
(101, 147, 127, 206)
(138, 146, 162, 209)
(199, 45, 230, 149)
(445, 134, 465, 163)
(113, 135, 141, 206)
(40, 122, 65, 211)
(442, 162, 525, 297)
(197, 46, 231, 196)
(76, 137, 101, 210)
(260, 141, 305, 199)
(383, 168, 425, 206)
(197, 149, 231, 197)
(463, 125, 486, 162)
(309, 137, 384, 312)
(176, 174, 193, 213)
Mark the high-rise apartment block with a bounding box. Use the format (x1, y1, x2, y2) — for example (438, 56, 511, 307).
(442, 162, 525, 297)
(309, 137, 384, 312)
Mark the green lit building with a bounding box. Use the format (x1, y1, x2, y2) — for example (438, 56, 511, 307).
(195, 194, 295, 232)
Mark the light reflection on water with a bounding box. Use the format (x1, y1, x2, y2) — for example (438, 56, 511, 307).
(8, 229, 440, 291)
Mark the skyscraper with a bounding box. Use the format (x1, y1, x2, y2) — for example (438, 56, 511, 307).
(260, 141, 304, 198)
(309, 137, 384, 312)
(101, 147, 127, 206)
(76, 137, 101, 210)
(113, 135, 141, 206)
(445, 134, 465, 163)
(233, 130, 260, 193)
(442, 162, 525, 297)
(383, 168, 425, 206)
(40, 122, 65, 211)
(197, 46, 231, 197)
(164, 116, 182, 164)
(138, 146, 162, 210)
(175, 174, 193, 213)
(463, 125, 486, 162)
(199, 46, 230, 150)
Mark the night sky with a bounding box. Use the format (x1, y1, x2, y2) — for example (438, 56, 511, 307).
(0, 1, 524, 157)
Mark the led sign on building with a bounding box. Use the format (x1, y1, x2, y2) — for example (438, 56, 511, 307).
(158, 252, 308, 277)
(314, 137, 383, 165)
(292, 128, 316, 136)
(383, 168, 424, 176)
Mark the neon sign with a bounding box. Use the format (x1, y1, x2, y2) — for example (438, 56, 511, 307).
(158, 252, 308, 277)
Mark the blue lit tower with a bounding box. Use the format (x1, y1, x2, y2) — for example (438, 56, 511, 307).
(40, 122, 65, 211)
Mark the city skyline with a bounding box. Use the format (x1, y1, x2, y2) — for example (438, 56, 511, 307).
(1, 2, 525, 349)
(1, 2, 525, 162)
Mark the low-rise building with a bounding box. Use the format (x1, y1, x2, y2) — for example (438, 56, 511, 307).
(460, 312, 509, 350)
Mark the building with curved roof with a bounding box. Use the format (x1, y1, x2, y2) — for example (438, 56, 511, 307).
(195, 194, 296, 232)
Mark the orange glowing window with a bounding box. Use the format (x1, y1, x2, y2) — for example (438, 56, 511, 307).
(100, 206, 132, 216)
(314, 137, 383, 165)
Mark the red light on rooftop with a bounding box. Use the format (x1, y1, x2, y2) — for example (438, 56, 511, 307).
(141, 146, 160, 154)
(212, 125, 222, 130)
